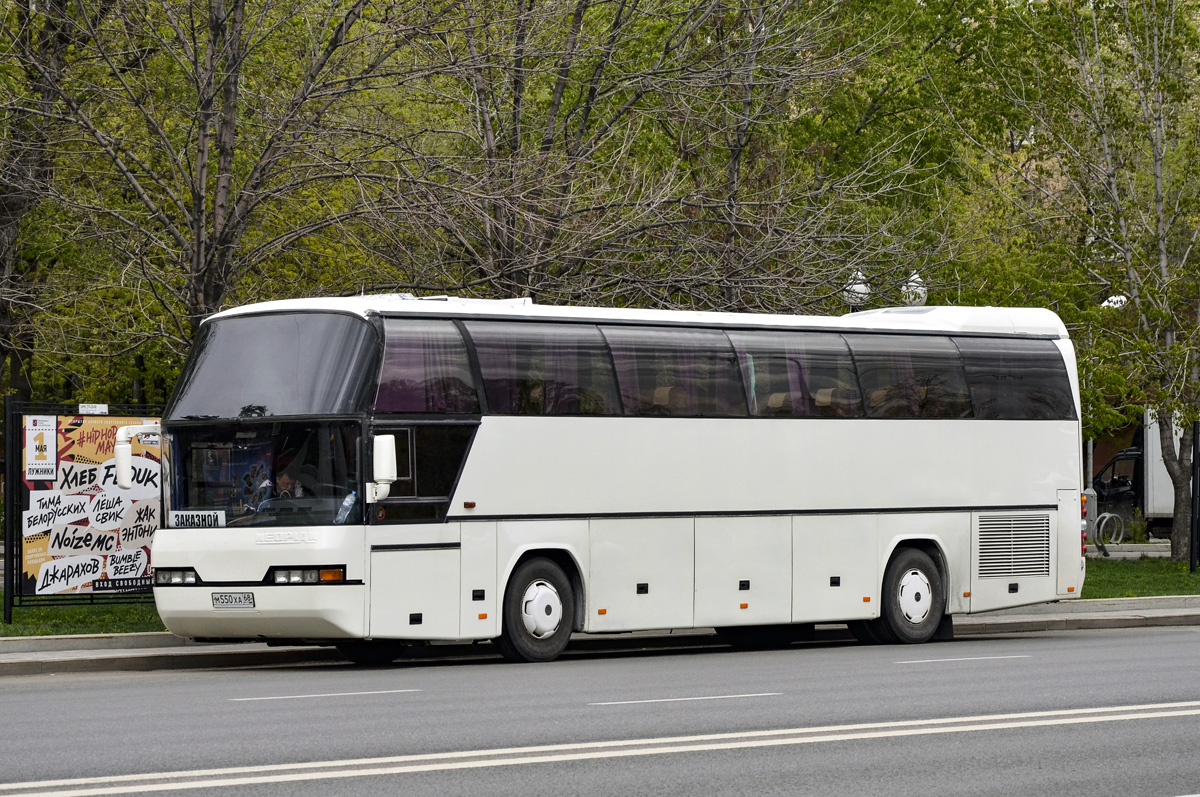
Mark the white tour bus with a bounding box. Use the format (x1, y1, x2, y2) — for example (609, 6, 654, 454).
(117, 295, 1085, 664)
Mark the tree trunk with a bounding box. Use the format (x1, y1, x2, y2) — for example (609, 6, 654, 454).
(1170, 479, 1192, 562)
(1159, 416, 1194, 561)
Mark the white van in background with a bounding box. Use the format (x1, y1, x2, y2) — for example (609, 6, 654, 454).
(1093, 413, 1176, 535)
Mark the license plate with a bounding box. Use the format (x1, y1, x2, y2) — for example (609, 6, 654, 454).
(211, 592, 255, 609)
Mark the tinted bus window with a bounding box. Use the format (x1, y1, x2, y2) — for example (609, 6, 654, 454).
(953, 337, 1076, 420)
(601, 326, 747, 417)
(464, 322, 620, 415)
(168, 313, 378, 420)
(374, 425, 475, 522)
(727, 330, 863, 417)
(845, 334, 972, 419)
(376, 319, 480, 414)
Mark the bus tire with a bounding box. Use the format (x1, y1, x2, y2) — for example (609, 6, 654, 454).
(495, 558, 575, 663)
(336, 640, 406, 666)
(847, 620, 881, 644)
(877, 548, 945, 644)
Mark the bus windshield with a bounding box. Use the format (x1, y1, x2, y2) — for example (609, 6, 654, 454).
(165, 420, 362, 527)
(167, 312, 378, 420)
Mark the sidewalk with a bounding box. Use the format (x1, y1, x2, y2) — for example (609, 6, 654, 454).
(3, 596, 1199, 677)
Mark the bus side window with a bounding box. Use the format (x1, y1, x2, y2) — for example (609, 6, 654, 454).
(463, 321, 620, 416)
(601, 326, 747, 417)
(727, 330, 862, 418)
(953, 337, 1076, 420)
(385, 429, 415, 498)
(844, 334, 972, 419)
(376, 320, 480, 414)
(371, 425, 475, 523)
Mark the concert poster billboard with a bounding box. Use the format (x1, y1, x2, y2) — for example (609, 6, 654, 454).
(15, 410, 161, 597)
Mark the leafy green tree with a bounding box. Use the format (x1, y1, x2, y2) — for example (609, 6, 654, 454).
(359, 0, 986, 314)
(13, 0, 455, 353)
(1, 1, 117, 400)
(963, 0, 1199, 557)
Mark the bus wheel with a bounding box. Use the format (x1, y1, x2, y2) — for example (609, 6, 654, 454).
(877, 548, 945, 644)
(336, 640, 406, 666)
(847, 620, 881, 644)
(496, 558, 575, 663)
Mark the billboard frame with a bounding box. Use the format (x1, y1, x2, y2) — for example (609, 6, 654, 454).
(4, 398, 162, 624)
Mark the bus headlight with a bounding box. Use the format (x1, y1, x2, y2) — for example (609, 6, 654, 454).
(155, 569, 199, 585)
(268, 567, 345, 584)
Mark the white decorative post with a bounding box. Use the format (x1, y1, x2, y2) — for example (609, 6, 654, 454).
(902, 271, 927, 307)
(843, 271, 870, 312)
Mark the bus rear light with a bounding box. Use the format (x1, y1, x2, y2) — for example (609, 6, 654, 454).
(319, 568, 345, 582)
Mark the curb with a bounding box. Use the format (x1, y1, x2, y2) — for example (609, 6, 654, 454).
(954, 609, 1200, 635)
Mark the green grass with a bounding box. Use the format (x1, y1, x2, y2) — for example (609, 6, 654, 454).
(1081, 557, 1200, 599)
(0, 593, 165, 637)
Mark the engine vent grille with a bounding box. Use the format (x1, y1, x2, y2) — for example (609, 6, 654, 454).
(978, 514, 1051, 578)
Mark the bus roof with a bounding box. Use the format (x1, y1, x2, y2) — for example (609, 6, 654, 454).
(208, 295, 1069, 338)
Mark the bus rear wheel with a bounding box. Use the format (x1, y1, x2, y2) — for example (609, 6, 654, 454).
(877, 548, 945, 644)
(495, 558, 575, 663)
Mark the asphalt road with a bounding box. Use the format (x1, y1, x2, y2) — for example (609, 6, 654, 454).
(3, 626, 1200, 796)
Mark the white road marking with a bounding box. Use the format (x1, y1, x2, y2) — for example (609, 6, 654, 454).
(589, 693, 781, 706)
(5, 700, 1200, 796)
(895, 655, 1032, 664)
(229, 689, 421, 702)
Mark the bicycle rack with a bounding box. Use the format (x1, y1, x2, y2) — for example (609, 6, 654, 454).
(1093, 512, 1125, 555)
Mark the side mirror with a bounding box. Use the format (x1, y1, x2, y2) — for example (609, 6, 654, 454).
(114, 441, 133, 489)
(368, 435, 397, 503)
(374, 435, 397, 483)
(114, 422, 161, 490)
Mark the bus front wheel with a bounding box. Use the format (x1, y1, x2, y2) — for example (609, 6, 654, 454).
(876, 548, 945, 644)
(495, 558, 575, 663)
